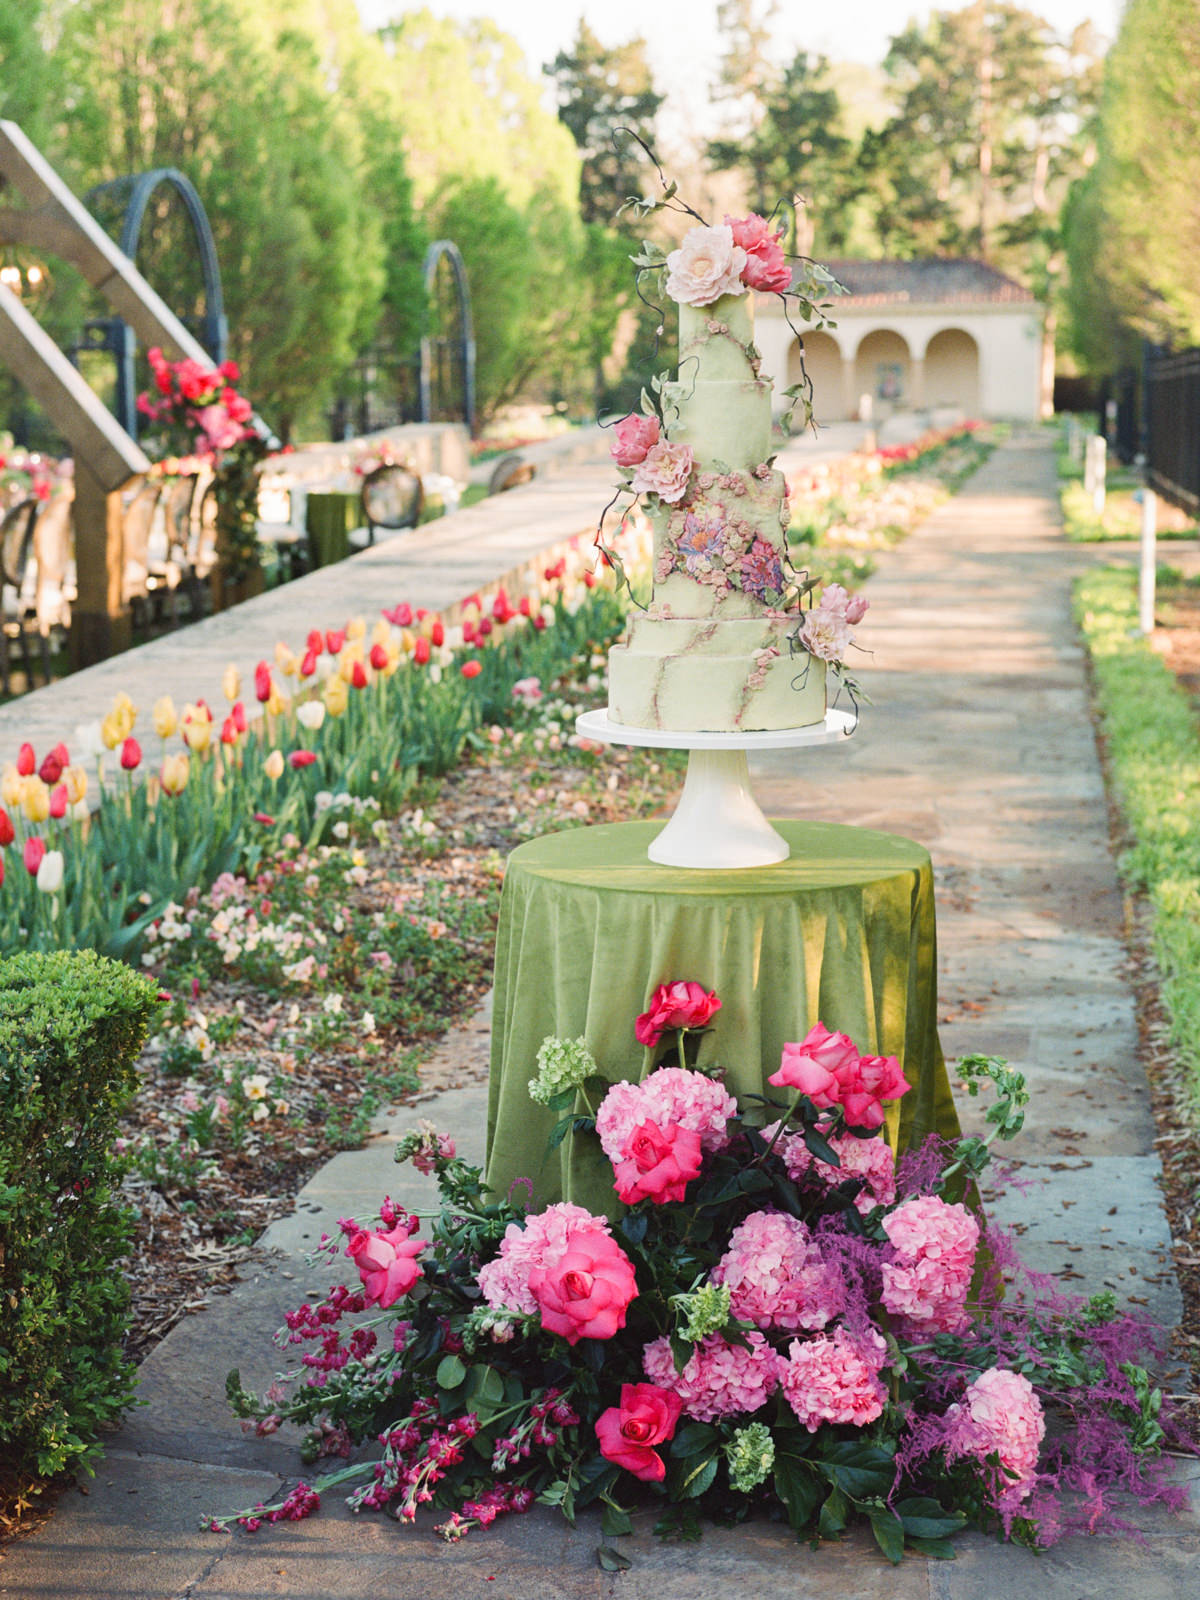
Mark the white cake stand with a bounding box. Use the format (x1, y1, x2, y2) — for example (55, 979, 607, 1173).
(575, 708, 857, 869)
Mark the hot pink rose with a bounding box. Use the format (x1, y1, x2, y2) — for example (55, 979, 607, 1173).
(630, 440, 694, 504)
(346, 1223, 425, 1308)
(610, 412, 660, 467)
(726, 213, 793, 295)
(836, 1052, 911, 1130)
(613, 1119, 703, 1206)
(635, 981, 721, 1047)
(595, 1382, 682, 1482)
(527, 1225, 638, 1344)
(769, 1022, 859, 1103)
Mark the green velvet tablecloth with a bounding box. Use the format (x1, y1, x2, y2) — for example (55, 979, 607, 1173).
(485, 819, 960, 1215)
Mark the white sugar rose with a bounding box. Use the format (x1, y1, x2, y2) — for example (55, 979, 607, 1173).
(798, 607, 853, 663)
(665, 224, 748, 307)
(631, 440, 694, 504)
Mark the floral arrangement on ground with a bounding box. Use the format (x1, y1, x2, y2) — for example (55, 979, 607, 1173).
(215, 988, 1197, 1565)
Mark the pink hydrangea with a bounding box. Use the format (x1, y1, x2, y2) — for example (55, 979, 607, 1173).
(642, 1331, 780, 1423)
(630, 440, 694, 504)
(779, 1325, 889, 1432)
(710, 1211, 844, 1332)
(766, 1122, 896, 1215)
(880, 1195, 980, 1334)
(945, 1368, 1044, 1503)
(596, 1067, 737, 1164)
(477, 1202, 610, 1316)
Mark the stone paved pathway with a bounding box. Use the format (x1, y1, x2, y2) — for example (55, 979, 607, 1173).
(3, 431, 1196, 1600)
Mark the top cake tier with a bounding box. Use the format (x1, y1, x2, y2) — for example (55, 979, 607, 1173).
(661, 295, 773, 472)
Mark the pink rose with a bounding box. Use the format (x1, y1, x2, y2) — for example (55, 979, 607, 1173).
(346, 1224, 425, 1308)
(610, 412, 660, 467)
(635, 981, 721, 1048)
(630, 440, 694, 504)
(613, 1119, 703, 1206)
(595, 1382, 683, 1482)
(726, 213, 793, 294)
(769, 1023, 859, 1103)
(837, 1053, 911, 1130)
(528, 1226, 638, 1344)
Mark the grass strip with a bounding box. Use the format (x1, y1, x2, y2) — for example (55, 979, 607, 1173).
(1075, 565, 1200, 1107)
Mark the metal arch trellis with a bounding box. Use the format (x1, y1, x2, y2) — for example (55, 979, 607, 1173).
(419, 239, 476, 436)
(75, 167, 228, 441)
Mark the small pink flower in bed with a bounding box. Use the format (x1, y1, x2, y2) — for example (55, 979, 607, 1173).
(635, 980, 721, 1047)
(613, 1118, 703, 1206)
(630, 439, 694, 504)
(610, 412, 660, 467)
(346, 1221, 425, 1308)
(595, 1382, 682, 1482)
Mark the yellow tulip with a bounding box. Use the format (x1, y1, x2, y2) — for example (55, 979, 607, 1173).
(266, 684, 289, 717)
(181, 704, 212, 753)
(21, 775, 50, 823)
(161, 753, 190, 795)
(112, 691, 136, 740)
(346, 615, 367, 642)
(275, 642, 299, 676)
(370, 618, 391, 648)
(400, 628, 416, 655)
(338, 643, 364, 684)
(64, 765, 88, 805)
(323, 675, 349, 717)
(1, 765, 21, 807)
(221, 663, 241, 702)
(153, 695, 179, 739)
(100, 712, 124, 751)
(379, 641, 402, 677)
(263, 749, 285, 781)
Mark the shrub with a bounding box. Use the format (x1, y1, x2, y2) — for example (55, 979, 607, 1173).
(0, 950, 159, 1486)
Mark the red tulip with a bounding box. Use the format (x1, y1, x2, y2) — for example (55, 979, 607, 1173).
(325, 629, 345, 655)
(369, 643, 388, 671)
(384, 602, 412, 627)
(0, 855, 4, 886)
(519, 595, 532, 617)
(463, 592, 482, 612)
(38, 751, 63, 785)
(430, 619, 444, 647)
(120, 737, 142, 771)
(49, 783, 68, 818)
(477, 617, 493, 639)
(0, 809, 14, 847)
(415, 608, 428, 622)
(289, 750, 317, 768)
(413, 637, 430, 666)
(253, 811, 276, 825)
(300, 648, 318, 678)
(220, 716, 239, 745)
(533, 614, 547, 631)
(23, 836, 45, 875)
(306, 628, 323, 655)
(254, 661, 273, 702)
(460, 658, 482, 679)
(16, 742, 35, 777)
(462, 619, 477, 645)
(231, 701, 248, 734)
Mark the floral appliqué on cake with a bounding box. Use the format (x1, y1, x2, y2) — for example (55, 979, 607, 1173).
(655, 474, 788, 603)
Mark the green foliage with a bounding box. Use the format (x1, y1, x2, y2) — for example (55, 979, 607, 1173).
(1075, 566, 1200, 1103)
(0, 951, 158, 1483)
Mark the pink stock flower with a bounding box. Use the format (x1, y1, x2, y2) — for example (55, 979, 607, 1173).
(612, 1119, 703, 1206)
(726, 213, 793, 294)
(711, 1210, 844, 1333)
(528, 1223, 639, 1345)
(346, 1222, 425, 1308)
(596, 1067, 737, 1163)
(595, 1382, 682, 1482)
(881, 1194, 980, 1334)
(630, 440, 694, 504)
(610, 412, 661, 467)
(817, 581, 869, 625)
(779, 1325, 889, 1431)
(635, 980, 721, 1047)
(643, 1331, 780, 1423)
(945, 1368, 1045, 1503)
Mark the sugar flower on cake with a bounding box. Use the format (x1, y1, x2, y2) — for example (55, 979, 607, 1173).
(596, 1066, 737, 1162)
(944, 1368, 1045, 1504)
(738, 537, 785, 602)
(779, 1325, 889, 1432)
(665, 223, 748, 306)
(797, 606, 853, 663)
(710, 1210, 845, 1332)
(643, 1330, 780, 1423)
(726, 213, 793, 295)
(677, 507, 728, 576)
(609, 412, 660, 467)
(630, 439, 695, 504)
(880, 1194, 980, 1334)
(816, 581, 869, 624)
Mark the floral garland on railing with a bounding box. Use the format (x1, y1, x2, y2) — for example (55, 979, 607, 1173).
(210, 985, 1195, 1563)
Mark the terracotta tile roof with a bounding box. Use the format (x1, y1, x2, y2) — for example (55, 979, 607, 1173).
(818, 258, 1035, 306)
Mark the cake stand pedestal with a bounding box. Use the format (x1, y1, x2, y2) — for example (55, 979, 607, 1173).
(575, 709, 856, 869)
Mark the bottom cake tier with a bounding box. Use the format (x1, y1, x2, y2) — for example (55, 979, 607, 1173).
(607, 613, 827, 733)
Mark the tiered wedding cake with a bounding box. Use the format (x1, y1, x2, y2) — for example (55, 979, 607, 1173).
(605, 216, 864, 734)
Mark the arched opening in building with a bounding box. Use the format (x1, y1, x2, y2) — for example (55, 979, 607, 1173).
(786, 328, 845, 422)
(923, 327, 980, 417)
(853, 329, 911, 417)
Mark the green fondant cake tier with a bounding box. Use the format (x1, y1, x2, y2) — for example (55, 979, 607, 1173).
(609, 626, 825, 733)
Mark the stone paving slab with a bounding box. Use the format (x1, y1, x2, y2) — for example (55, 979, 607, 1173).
(3, 431, 1193, 1598)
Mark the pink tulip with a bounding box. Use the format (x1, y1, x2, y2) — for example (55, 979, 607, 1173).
(23, 836, 46, 875)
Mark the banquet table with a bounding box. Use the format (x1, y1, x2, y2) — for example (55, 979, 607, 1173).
(485, 819, 961, 1215)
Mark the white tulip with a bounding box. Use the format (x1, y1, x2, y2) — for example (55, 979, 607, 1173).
(36, 849, 64, 894)
(296, 700, 326, 731)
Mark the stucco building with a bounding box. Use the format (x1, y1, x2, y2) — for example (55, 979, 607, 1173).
(755, 259, 1046, 425)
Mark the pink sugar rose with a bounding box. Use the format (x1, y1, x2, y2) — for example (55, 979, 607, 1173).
(610, 412, 660, 467)
(631, 439, 695, 504)
(596, 1067, 737, 1163)
(817, 581, 869, 625)
(726, 213, 793, 294)
(881, 1195, 980, 1334)
(635, 980, 722, 1047)
(711, 1210, 844, 1333)
(346, 1223, 425, 1308)
(643, 1330, 780, 1423)
(779, 1325, 889, 1432)
(613, 1118, 704, 1206)
(665, 223, 748, 307)
(595, 1382, 683, 1482)
(947, 1368, 1045, 1504)
(798, 606, 853, 663)
(527, 1222, 639, 1344)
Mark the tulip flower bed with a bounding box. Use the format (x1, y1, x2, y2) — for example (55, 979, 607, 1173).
(212, 995, 1195, 1564)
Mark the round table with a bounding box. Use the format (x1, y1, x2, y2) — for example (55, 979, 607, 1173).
(485, 819, 961, 1216)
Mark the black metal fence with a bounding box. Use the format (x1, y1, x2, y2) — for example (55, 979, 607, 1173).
(1143, 346, 1200, 511)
